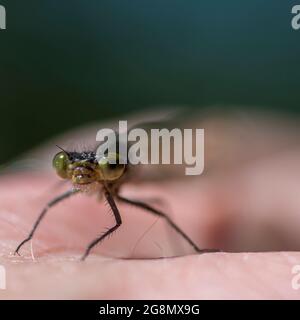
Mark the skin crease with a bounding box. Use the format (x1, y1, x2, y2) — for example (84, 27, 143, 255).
(1, 111, 300, 299)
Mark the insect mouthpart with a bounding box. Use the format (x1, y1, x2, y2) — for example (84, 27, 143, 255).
(71, 164, 99, 185)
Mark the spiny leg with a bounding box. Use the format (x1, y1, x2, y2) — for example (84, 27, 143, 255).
(15, 189, 78, 255)
(117, 195, 219, 254)
(80, 191, 122, 261)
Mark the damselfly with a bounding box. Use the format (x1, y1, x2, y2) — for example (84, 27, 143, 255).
(14, 116, 218, 260)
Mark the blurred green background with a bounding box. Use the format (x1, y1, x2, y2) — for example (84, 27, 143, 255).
(0, 0, 299, 163)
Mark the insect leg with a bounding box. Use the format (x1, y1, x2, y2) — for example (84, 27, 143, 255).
(116, 195, 219, 254)
(80, 191, 122, 261)
(15, 189, 78, 255)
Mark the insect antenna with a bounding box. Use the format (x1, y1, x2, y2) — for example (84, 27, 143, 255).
(55, 145, 69, 154)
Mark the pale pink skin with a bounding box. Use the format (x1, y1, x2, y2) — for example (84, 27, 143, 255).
(1, 112, 300, 299)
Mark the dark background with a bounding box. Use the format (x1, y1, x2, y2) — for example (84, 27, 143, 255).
(0, 1, 299, 164)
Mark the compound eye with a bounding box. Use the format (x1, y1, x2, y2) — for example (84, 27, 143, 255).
(52, 151, 69, 179)
(98, 153, 125, 181)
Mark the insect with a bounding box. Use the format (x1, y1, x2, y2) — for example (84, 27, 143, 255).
(14, 133, 218, 260)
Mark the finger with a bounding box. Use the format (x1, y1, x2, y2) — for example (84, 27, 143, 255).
(1, 251, 300, 299)
(0, 173, 220, 259)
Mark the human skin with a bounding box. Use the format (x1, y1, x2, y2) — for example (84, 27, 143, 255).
(1, 112, 300, 299)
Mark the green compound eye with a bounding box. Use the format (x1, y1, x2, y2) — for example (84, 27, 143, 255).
(98, 153, 125, 181)
(52, 151, 69, 179)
